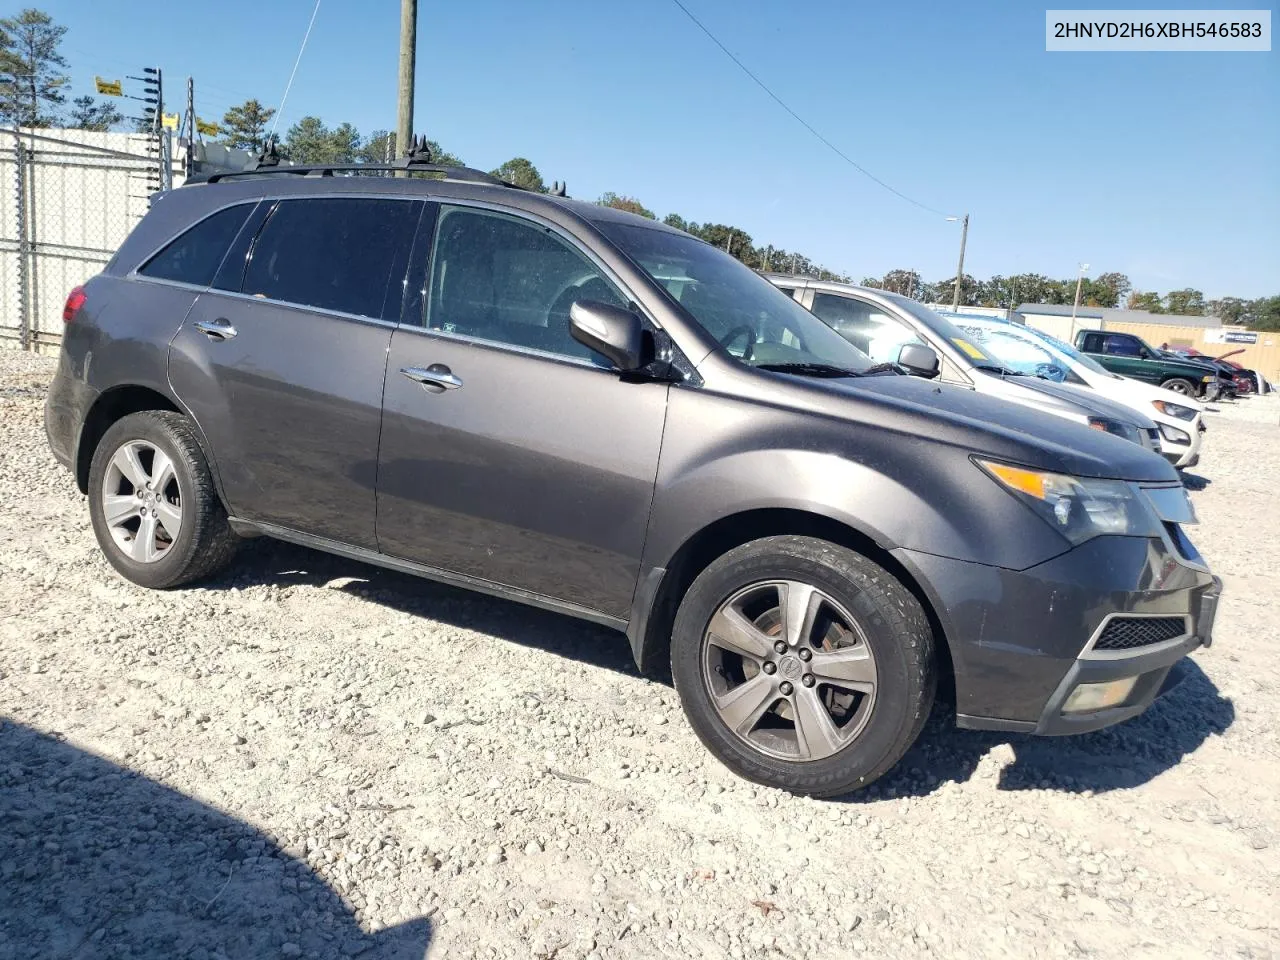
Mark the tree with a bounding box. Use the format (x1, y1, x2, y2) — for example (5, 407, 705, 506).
(1127, 291, 1164, 313)
(281, 116, 360, 164)
(1093, 272, 1131, 309)
(0, 8, 70, 127)
(357, 132, 465, 167)
(662, 213, 691, 232)
(860, 277, 885, 289)
(220, 99, 276, 152)
(67, 94, 121, 131)
(1003, 273, 1059, 306)
(598, 192, 655, 219)
(1244, 295, 1280, 331)
(881, 269, 922, 299)
(1207, 296, 1248, 325)
(1164, 288, 1205, 316)
(933, 274, 980, 307)
(490, 157, 545, 192)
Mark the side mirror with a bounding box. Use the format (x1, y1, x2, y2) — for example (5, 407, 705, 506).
(570, 300, 645, 371)
(896, 342, 940, 379)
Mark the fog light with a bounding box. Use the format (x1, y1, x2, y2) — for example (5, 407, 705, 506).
(1063, 677, 1138, 714)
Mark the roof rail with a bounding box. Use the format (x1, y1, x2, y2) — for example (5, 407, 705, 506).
(195, 132, 512, 187)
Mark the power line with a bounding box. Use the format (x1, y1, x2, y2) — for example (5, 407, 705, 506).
(667, 0, 952, 218)
(269, 0, 322, 138)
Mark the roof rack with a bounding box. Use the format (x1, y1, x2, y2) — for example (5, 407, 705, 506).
(194, 134, 567, 196)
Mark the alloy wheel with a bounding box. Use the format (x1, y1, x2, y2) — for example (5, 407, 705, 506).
(701, 580, 878, 762)
(100, 439, 183, 563)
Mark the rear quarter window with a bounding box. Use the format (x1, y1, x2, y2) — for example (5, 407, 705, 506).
(137, 205, 254, 286)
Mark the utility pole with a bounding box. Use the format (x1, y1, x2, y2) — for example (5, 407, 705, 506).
(396, 0, 417, 176)
(183, 77, 195, 179)
(950, 213, 969, 311)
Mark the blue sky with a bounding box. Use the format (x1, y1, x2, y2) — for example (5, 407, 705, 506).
(37, 0, 1279, 298)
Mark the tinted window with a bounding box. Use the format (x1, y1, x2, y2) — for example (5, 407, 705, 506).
(425, 206, 626, 364)
(1103, 334, 1142, 357)
(1081, 333, 1105, 352)
(810, 292, 925, 362)
(139, 205, 252, 286)
(596, 221, 874, 372)
(243, 198, 420, 319)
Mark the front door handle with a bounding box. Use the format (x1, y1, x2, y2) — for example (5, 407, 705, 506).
(194, 318, 237, 341)
(400, 364, 463, 393)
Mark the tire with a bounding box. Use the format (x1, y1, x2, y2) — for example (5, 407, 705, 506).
(87, 410, 239, 589)
(1161, 378, 1196, 397)
(671, 535, 936, 798)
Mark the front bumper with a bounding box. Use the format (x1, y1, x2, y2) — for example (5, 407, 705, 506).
(894, 533, 1219, 735)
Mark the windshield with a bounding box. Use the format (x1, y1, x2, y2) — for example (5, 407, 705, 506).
(595, 221, 875, 373)
(1015, 324, 1114, 376)
(878, 298, 1014, 371)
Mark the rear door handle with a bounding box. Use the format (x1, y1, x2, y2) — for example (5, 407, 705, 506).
(194, 318, 237, 341)
(400, 364, 463, 392)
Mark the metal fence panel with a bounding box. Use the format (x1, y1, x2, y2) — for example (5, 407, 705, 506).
(2, 127, 176, 353)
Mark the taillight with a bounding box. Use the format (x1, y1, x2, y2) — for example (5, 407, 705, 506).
(63, 285, 86, 323)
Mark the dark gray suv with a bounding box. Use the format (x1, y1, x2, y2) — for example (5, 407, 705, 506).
(45, 159, 1220, 796)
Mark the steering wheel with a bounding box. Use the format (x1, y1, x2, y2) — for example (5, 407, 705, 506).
(719, 324, 756, 361)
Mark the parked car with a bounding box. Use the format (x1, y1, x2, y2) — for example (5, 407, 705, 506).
(768, 277, 1165, 455)
(1074, 330, 1224, 400)
(936, 313, 1206, 469)
(45, 157, 1219, 797)
(1165, 349, 1254, 396)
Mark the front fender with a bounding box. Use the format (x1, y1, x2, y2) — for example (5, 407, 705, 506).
(640, 388, 1069, 577)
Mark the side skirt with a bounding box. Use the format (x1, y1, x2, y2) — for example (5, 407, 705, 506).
(230, 518, 630, 633)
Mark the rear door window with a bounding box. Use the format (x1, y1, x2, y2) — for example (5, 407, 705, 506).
(138, 204, 253, 286)
(242, 198, 421, 320)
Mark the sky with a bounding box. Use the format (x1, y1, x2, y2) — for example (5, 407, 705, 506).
(33, 0, 1280, 299)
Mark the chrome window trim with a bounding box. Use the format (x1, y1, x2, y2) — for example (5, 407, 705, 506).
(391, 320, 616, 373)
(1078, 612, 1193, 661)
(198, 288, 401, 330)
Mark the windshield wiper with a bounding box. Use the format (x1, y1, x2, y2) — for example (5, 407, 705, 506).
(973, 363, 1024, 377)
(756, 362, 864, 379)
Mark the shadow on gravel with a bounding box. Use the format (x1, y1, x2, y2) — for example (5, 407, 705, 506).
(1180, 471, 1212, 490)
(0, 719, 432, 960)
(207, 542, 1234, 802)
(219, 537, 645, 679)
(845, 658, 1234, 802)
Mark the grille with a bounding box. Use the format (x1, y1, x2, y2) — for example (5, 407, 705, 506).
(1094, 617, 1186, 651)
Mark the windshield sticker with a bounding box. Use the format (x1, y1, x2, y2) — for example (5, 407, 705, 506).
(951, 337, 989, 361)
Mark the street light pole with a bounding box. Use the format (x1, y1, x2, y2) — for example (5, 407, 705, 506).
(1070, 262, 1090, 338)
(949, 214, 969, 311)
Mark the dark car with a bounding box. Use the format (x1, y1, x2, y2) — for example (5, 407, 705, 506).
(1075, 330, 1225, 399)
(45, 156, 1220, 797)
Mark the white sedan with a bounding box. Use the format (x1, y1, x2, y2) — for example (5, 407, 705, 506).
(942, 314, 1205, 469)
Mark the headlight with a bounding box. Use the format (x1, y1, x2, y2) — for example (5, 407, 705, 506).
(1201, 375, 1213, 383)
(977, 460, 1162, 545)
(1087, 417, 1140, 446)
(1151, 400, 1197, 421)
(1159, 423, 1191, 445)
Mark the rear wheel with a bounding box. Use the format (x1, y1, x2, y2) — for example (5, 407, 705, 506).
(671, 535, 936, 797)
(87, 411, 239, 589)
(1162, 378, 1196, 397)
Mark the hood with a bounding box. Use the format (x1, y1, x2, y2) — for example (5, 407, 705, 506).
(780, 373, 1178, 483)
(990, 374, 1159, 430)
(1102, 373, 1206, 413)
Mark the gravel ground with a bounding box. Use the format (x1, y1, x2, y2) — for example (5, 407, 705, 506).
(2, 348, 1277, 960)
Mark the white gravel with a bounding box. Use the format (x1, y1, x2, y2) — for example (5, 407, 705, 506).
(2, 347, 1277, 960)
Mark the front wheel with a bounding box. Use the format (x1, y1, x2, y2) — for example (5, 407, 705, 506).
(671, 536, 936, 797)
(1162, 377, 1196, 397)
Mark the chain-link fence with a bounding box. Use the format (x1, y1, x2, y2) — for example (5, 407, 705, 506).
(1, 127, 174, 354)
